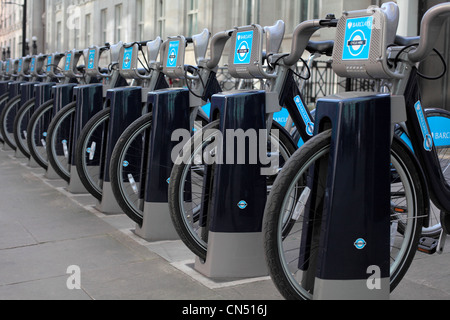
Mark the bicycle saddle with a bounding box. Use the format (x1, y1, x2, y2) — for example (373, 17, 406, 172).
(394, 35, 420, 46)
(306, 40, 334, 56)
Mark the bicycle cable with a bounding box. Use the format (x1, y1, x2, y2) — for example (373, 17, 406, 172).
(267, 53, 312, 81)
(394, 44, 447, 80)
(184, 65, 206, 99)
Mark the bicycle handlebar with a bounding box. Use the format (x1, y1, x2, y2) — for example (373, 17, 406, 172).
(283, 18, 338, 66)
(408, 2, 450, 63)
(206, 30, 233, 70)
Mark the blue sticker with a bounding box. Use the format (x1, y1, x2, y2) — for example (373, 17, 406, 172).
(234, 31, 253, 65)
(47, 56, 52, 72)
(354, 238, 367, 250)
(342, 16, 373, 61)
(414, 101, 433, 151)
(294, 95, 314, 136)
(237, 200, 248, 210)
(122, 47, 133, 70)
(6, 61, 10, 73)
(428, 116, 450, 148)
(31, 57, 36, 72)
(166, 41, 180, 68)
(88, 49, 96, 70)
(65, 53, 72, 71)
(18, 59, 23, 72)
(274, 108, 290, 128)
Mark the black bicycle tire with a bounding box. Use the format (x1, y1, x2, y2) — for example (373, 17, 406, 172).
(0, 95, 21, 150)
(26, 99, 55, 170)
(0, 92, 11, 144)
(109, 112, 153, 225)
(46, 102, 77, 183)
(13, 98, 36, 158)
(75, 107, 111, 201)
(262, 130, 425, 300)
(168, 120, 298, 261)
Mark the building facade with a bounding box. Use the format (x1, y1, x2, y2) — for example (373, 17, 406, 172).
(1, 0, 424, 58)
(0, 0, 448, 108)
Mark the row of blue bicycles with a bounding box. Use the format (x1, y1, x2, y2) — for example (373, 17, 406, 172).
(0, 1, 449, 300)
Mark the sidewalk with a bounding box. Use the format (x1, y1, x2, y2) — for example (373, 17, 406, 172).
(0, 145, 449, 300)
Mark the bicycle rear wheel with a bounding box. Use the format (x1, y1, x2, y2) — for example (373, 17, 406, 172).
(263, 130, 425, 300)
(26, 99, 54, 170)
(13, 98, 36, 158)
(75, 107, 110, 200)
(168, 120, 298, 260)
(46, 102, 76, 182)
(0, 95, 21, 150)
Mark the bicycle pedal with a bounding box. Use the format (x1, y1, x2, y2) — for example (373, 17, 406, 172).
(418, 237, 438, 255)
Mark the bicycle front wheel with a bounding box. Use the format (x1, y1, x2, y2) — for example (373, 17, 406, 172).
(0, 93, 11, 144)
(168, 120, 298, 260)
(26, 99, 54, 170)
(0, 95, 21, 150)
(109, 112, 153, 225)
(46, 102, 76, 182)
(263, 130, 425, 300)
(75, 107, 110, 200)
(13, 98, 36, 158)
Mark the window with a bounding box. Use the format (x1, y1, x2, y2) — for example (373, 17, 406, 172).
(74, 17, 80, 49)
(136, 0, 144, 41)
(157, 0, 166, 39)
(56, 21, 62, 52)
(187, 0, 198, 37)
(101, 9, 108, 44)
(235, 0, 260, 26)
(85, 14, 91, 46)
(285, 0, 320, 33)
(115, 5, 122, 43)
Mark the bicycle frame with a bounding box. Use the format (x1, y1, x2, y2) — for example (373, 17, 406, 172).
(401, 68, 450, 215)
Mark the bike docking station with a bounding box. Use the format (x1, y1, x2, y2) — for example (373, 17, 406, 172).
(28, 53, 60, 168)
(96, 38, 169, 214)
(301, 4, 403, 300)
(66, 45, 117, 194)
(0, 59, 11, 97)
(16, 56, 42, 159)
(135, 30, 218, 241)
(45, 50, 82, 180)
(30, 53, 63, 168)
(193, 23, 286, 278)
(1, 58, 26, 152)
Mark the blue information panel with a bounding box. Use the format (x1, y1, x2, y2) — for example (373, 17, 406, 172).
(167, 41, 180, 68)
(234, 31, 254, 65)
(18, 59, 23, 72)
(342, 16, 373, 61)
(47, 56, 52, 72)
(31, 57, 36, 72)
(122, 47, 133, 70)
(65, 53, 72, 71)
(88, 49, 96, 70)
